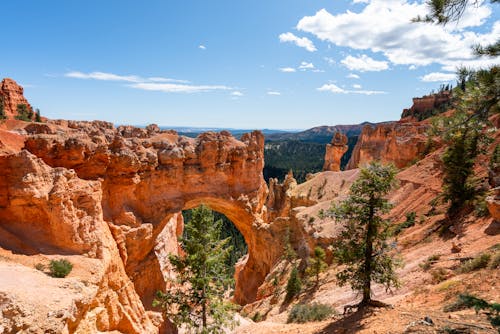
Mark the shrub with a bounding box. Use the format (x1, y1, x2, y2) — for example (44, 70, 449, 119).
(420, 254, 440, 271)
(35, 263, 45, 271)
(285, 267, 302, 301)
(430, 267, 448, 283)
(49, 259, 73, 278)
(489, 250, 500, 269)
(252, 312, 263, 322)
(287, 303, 334, 323)
(394, 211, 417, 235)
(457, 253, 491, 274)
(15, 104, 33, 121)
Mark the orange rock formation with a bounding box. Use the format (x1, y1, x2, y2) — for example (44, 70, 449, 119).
(346, 121, 431, 170)
(323, 132, 348, 172)
(0, 78, 33, 120)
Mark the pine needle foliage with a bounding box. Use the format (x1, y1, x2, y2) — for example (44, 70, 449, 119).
(154, 205, 235, 334)
(285, 267, 302, 301)
(306, 246, 328, 287)
(0, 97, 5, 120)
(430, 67, 498, 215)
(329, 162, 400, 305)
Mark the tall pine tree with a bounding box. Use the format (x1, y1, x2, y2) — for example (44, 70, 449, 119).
(154, 205, 235, 333)
(329, 162, 400, 307)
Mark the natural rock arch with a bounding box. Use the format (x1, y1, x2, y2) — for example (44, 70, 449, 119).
(23, 121, 281, 306)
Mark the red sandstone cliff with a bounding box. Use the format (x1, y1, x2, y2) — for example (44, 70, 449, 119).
(323, 132, 348, 172)
(0, 78, 34, 120)
(346, 121, 431, 170)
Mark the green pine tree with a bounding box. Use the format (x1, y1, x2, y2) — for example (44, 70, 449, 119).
(329, 162, 400, 307)
(306, 246, 327, 288)
(35, 108, 42, 122)
(15, 104, 33, 121)
(430, 67, 497, 215)
(153, 205, 235, 333)
(0, 97, 5, 120)
(285, 266, 302, 301)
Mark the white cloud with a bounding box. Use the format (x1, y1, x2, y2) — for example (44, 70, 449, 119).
(298, 61, 315, 70)
(66, 71, 233, 94)
(420, 72, 456, 82)
(353, 84, 362, 89)
(297, 2, 499, 68)
(317, 83, 386, 95)
(408, 65, 417, 70)
(341, 55, 389, 72)
(65, 71, 187, 83)
(65, 71, 142, 82)
(279, 32, 317, 52)
(352, 0, 369, 3)
(279, 67, 296, 73)
(347, 73, 360, 79)
(199, 45, 206, 50)
(231, 91, 244, 96)
(148, 77, 189, 83)
(267, 91, 281, 96)
(129, 83, 231, 93)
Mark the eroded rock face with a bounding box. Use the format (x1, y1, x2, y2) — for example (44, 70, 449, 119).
(24, 121, 273, 307)
(0, 151, 157, 333)
(346, 122, 430, 170)
(0, 79, 33, 120)
(401, 91, 451, 121)
(323, 132, 348, 172)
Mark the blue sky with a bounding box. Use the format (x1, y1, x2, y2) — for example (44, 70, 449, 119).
(1, 0, 498, 129)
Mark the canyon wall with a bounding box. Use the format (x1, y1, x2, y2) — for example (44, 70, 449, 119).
(346, 121, 431, 170)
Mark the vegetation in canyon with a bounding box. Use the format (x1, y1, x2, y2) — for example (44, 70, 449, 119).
(329, 162, 400, 307)
(154, 205, 236, 333)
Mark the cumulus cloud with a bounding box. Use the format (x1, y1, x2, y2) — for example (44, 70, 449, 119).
(420, 72, 456, 82)
(298, 61, 315, 70)
(279, 67, 296, 72)
(231, 91, 244, 96)
(347, 73, 361, 79)
(267, 91, 281, 96)
(353, 84, 362, 89)
(279, 32, 317, 52)
(199, 45, 207, 50)
(297, 1, 499, 69)
(317, 83, 386, 95)
(66, 71, 232, 94)
(341, 55, 389, 72)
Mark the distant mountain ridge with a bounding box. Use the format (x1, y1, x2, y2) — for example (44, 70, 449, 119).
(265, 121, 393, 144)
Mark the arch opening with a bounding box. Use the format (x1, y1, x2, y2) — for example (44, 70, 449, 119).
(181, 206, 248, 290)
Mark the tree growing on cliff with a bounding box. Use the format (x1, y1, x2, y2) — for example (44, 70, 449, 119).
(35, 108, 42, 122)
(153, 205, 235, 333)
(306, 246, 327, 288)
(329, 162, 400, 307)
(431, 67, 497, 215)
(0, 97, 5, 120)
(15, 103, 33, 121)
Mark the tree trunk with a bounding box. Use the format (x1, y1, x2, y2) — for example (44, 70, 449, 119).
(362, 198, 375, 305)
(202, 297, 207, 330)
